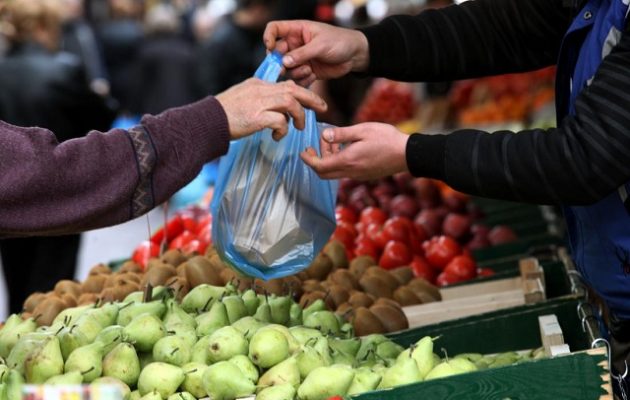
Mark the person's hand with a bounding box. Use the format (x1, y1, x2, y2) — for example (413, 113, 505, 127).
(216, 78, 327, 141)
(263, 20, 369, 87)
(301, 122, 409, 180)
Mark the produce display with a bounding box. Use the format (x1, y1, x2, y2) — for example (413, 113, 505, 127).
(0, 283, 547, 400)
(353, 79, 417, 125)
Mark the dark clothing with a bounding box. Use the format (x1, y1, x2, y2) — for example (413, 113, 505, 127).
(62, 19, 109, 85)
(130, 33, 200, 115)
(196, 16, 266, 95)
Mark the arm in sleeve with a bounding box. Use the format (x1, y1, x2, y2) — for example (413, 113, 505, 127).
(407, 27, 630, 206)
(0, 96, 230, 237)
(359, 0, 572, 82)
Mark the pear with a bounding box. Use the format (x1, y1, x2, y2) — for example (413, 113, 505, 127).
(455, 353, 483, 363)
(195, 301, 228, 337)
(302, 299, 326, 321)
(6, 335, 47, 373)
(0, 314, 23, 334)
(57, 326, 91, 360)
(95, 325, 125, 355)
(261, 325, 299, 354)
(289, 327, 323, 346)
(312, 337, 333, 365)
(257, 383, 296, 400)
(152, 335, 191, 366)
(376, 340, 404, 360)
(347, 367, 382, 395)
(450, 357, 478, 373)
(340, 322, 354, 339)
(409, 336, 436, 378)
(123, 313, 166, 352)
(72, 314, 104, 343)
(269, 296, 292, 325)
(5, 370, 24, 400)
(167, 392, 195, 400)
(0, 364, 9, 378)
(0, 318, 37, 358)
(45, 370, 83, 385)
(253, 300, 272, 323)
(378, 348, 422, 389)
(296, 345, 328, 379)
(52, 305, 91, 327)
(202, 361, 255, 400)
(222, 296, 247, 324)
(330, 338, 361, 358)
(231, 317, 265, 340)
(138, 352, 155, 370)
(228, 355, 259, 383)
(289, 302, 302, 327)
(425, 360, 465, 380)
(84, 303, 119, 327)
(249, 328, 289, 368)
(190, 336, 211, 365)
(138, 362, 185, 398)
(331, 348, 355, 367)
(181, 285, 226, 314)
(165, 323, 197, 348)
(124, 292, 144, 303)
(64, 342, 104, 383)
(180, 362, 207, 399)
(128, 391, 142, 400)
(139, 391, 162, 400)
(207, 326, 247, 363)
(297, 365, 354, 400)
(257, 356, 300, 388)
(117, 301, 167, 326)
(92, 377, 131, 400)
(241, 290, 259, 315)
(162, 300, 196, 330)
(24, 336, 64, 383)
(304, 311, 340, 336)
(103, 342, 141, 386)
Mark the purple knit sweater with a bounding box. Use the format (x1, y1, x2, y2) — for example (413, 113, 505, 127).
(0, 96, 230, 237)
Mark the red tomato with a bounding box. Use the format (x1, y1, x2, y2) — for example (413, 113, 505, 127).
(331, 224, 356, 249)
(180, 214, 198, 233)
(423, 235, 462, 270)
(365, 223, 389, 250)
(354, 237, 380, 260)
(444, 255, 477, 280)
(477, 267, 496, 277)
(132, 240, 160, 270)
(150, 216, 184, 245)
(326, 397, 344, 400)
(410, 255, 436, 283)
(379, 240, 412, 270)
(382, 217, 412, 245)
(335, 206, 358, 224)
(409, 224, 428, 256)
(169, 231, 195, 250)
(197, 223, 212, 246)
(436, 270, 463, 287)
(195, 214, 212, 234)
(182, 239, 208, 255)
(359, 206, 388, 226)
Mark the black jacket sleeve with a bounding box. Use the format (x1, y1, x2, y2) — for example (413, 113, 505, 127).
(408, 25, 630, 206)
(359, 0, 573, 81)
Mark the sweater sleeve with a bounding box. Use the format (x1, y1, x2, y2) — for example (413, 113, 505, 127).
(0, 96, 230, 237)
(359, 0, 572, 81)
(406, 27, 630, 206)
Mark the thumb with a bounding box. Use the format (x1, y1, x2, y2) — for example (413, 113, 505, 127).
(322, 126, 363, 144)
(283, 41, 322, 68)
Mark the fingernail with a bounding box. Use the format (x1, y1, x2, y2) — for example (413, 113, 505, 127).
(283, 55, 294, 67)
(324, 129, 334, 142)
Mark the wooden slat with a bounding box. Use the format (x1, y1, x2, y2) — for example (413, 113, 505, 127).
(439, 277, 522, 300)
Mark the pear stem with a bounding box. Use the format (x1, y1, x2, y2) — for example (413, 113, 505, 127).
(55, 326, 65, 336)
(441, 348, 449, 362)
(409, 344, 417, 358)
(119, 302, 134, 310)
(63, 315, 70, 327)
(81, 367, 95, 375)
(170, 347, 180, 356)
(70, 324, 78, 334)
(200, 297, 214, 313)
(184, 369, 198, 375)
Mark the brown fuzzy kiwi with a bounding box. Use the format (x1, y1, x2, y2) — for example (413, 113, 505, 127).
(54, 280, 82, 298)
(348, 292, 374, 308)
(208, 254, 227, 274)
(78, 293, 99, 305)
(141, 264, 177, 287)
(118, 281, 141, 298)
(146, 259, 172, 271)
(327, 284, 350, 308)
(390, 266, 414, 285)
(99, 287, 122, 303)
(302, 280, 325, 293)
(407, 278, 442, 301)
(328, 269, 359, 290)
(219, 269, 238, 287)
(305, 253, 334, 281)
(165, 276, 190, 300)
(297, 271, 310, 281)
(335, 302, 353, 317)
(185, 256, 223, 287)
(118, 272, 141, 284)
(282, 276, 303, 299)
(358, 275, 393, 299)
(369, 304, 409, 332)
(393, 286, 422, 306)
(32, 296, 66, 326)
(349, 256, 376, 278)
(299, 291, 334, 310)
(414, 291, 439, 304)
(82, 275, 107, 293)
(352, 307, 386, 337)
(89, 264, 111, 276)
(23, 292, 46, 313)
(364, 267, 399, 292)
(323, 240, 348, 269)
(119, 261, 142, 274)
(21, 312, 32, 320)
(176, 262, 188, 278)
(374, 297, 403, 310)
(161, 249, 188, 267)
(61, 293, 78, 308)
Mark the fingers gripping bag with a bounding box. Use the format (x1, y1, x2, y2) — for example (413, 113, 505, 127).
(210, 52, 338, 280)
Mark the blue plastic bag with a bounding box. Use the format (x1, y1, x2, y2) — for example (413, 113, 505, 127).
(210, 52, 338, 280)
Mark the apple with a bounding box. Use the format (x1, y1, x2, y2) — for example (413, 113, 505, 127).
(414, 209, 444, 237)
(379, 240, 412, 270)
(442, 213, 472, 240)
(390, 194, 419, 219)
(488, 225, 518, 245)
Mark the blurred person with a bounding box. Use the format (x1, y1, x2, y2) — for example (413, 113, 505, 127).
(196, 0, 279, 95)
(0, 0, 115, 313)
(130, 4, 199, 115)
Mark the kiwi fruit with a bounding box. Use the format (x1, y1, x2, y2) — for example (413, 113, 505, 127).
(297, 271, 310, 281)
(335, 302, 353, 316)
(352, 307, 386, 337)
(82, 275, 107, 293)
(23, 292, 46, 313)
(176, 262, 188, 278)
(78, 293, 99, 305)
(141, 264, 177, 287)
(299, 291, 334, 310)
(348, 292, 374, 308)
(328, 284, 350, 308)
(364, 267, 399, 292)
(99, 287, 122, 303)
(390, 266, 414, 285)
(161, 249, 188, 267)
(369, 304, 409, 332)
(254, 279, 285, 296)
(323, 240, 348, 269)
(119, 261, 142, 274)
(207, 254, 227, 273)
(328, 269, 359, 290)
(282, 276, 303, 299)
(118, 281, 141, 298)
(165, 276, 190, 300)
(118, 272, 141, 284)
(349, 256, 376, 278)
(415, 291, 439, 304)
(88, 264, 111, 276)
(393, 286, 422, 306)
(407, 278, 442, 301)
(54, 280, 82, 298)
(61, 293, 78, 308)
(305, 253, 334, 281)
(185, 256, 223, 287)
(32, 296, 66, 326)
(21, 312, 32, 320)
(358, 275, 393, 299)
(374, 297, 403, 310)
(302, 280, 325, 293)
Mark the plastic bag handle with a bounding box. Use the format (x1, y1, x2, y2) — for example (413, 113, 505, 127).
(255, 52, 284, 83)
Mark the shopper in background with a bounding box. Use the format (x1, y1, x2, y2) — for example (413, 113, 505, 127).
(265, 0, 630, 389)
(0, 0, 115, 314)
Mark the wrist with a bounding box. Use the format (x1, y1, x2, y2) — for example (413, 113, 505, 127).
(350, 30, 370, 73)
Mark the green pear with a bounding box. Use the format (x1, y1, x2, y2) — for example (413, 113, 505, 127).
(297, 365, 354, 400)
(202, 361, 255, 400)
(6, 335, 47, 373)
(84, 303, 119, 327)
(166, 392, 195, 400)
(64, 342, 104, 383)
(0, 314, 23, 334)
(425, 360, 465, 380)
(289, 302, 302, 327)
(356, 334, 389, 361)
(207, 326, 247, 363)
(312, 337, 333, 365)
(95, 325, 125, 354)
(450, 357, 478, 372)
(162, 300, 196, 330)
(152, 335, 191, 366)
(0, 364, 9, 379)
(57, 326, 91, 360)
(24, 336, 64, 383)
(53, 305, 92, 327)
(5, 370, 24, 400)
(165, 323, 197, 348)
(410, 336, 436, 378)
(257, 383, 296, 400)
(261, 325, 299, 354)
(195, 301, 228, 337)
(0, 318, 37, 358)
(103, 342, 141, 386)
(269, 296, 292, 325)
(378, 349, 422, 389)
(138, 352, 155, 370)
(303, 311, 340, 336)
(128, 391, 142, 400)
(228, 355, 258, 383)
(331, 348, 355, 367)
(124, 292, 144, 303)
(249, 328, 289, 368)
(347, 367, 382, 395)
(340, 322, 354, 339)
(180, 362, 207, 398)
(253, 300, 272, 323)
(330, 338, 361, 358)
(241, 290, 259, 316)
(289, 327, 322, 346)
(123, 313, 166, 352)
(138, 362, 185, 398)
(138, 391, 162, 400)
(222, 296, 247, 324)
(181, 285, 226, 314)
(117, 301, 167, 327)
(45, 370, 83, 385)
(150, 286, 170, 301)
(455, 353, 483, 363)
(92, 377, 131, 400)
(295, 345, 328, 379)
(257, 357, 300, 388)
(376, 340, 404, 360)
(231, 316, 265, 340)
(190, 336, 211, 364)
(302, 299, 326, 321)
